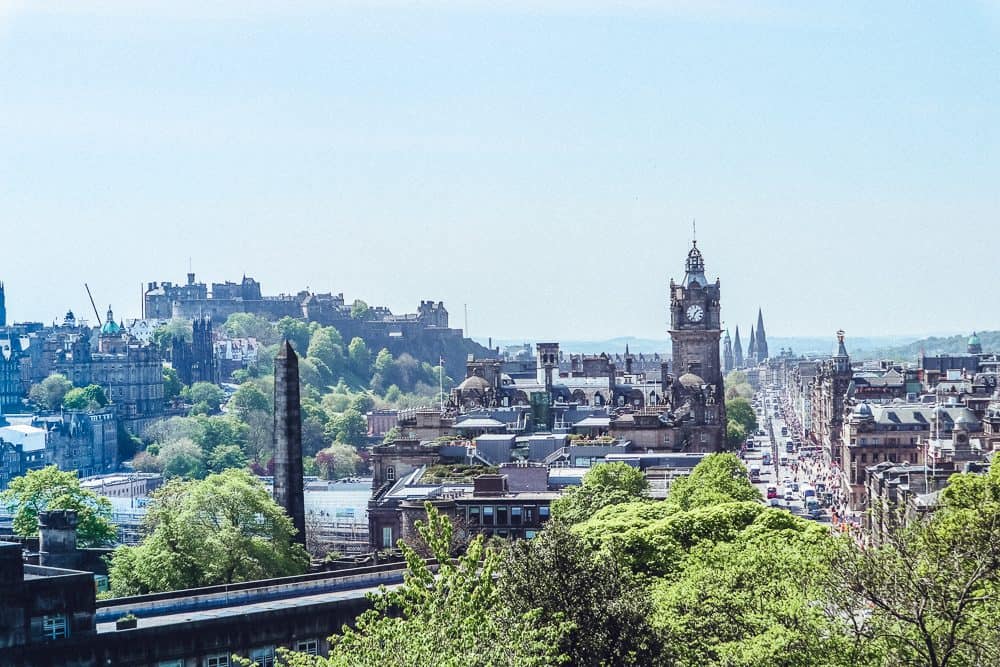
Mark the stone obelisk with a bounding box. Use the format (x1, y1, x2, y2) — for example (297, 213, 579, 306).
(273, 340, 306, 545)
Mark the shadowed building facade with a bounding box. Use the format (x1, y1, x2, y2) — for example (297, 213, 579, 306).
(273, 341, 306, 546)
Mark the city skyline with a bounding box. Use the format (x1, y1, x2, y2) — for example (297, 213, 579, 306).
(3, 2, 999, 339)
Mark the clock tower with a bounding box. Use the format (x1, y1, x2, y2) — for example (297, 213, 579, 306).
(668, 240, 725, 451)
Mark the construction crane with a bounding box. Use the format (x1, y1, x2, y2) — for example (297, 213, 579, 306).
(85, 283, 102, 327)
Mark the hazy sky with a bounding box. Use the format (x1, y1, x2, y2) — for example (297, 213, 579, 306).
(2, 1, 998, 342)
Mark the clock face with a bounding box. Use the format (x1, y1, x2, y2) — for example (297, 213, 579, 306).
(686, 305, 704, 323)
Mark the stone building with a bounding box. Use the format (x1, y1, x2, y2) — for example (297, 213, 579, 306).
(841, 402, 982, 510)
(170, 316, 216, 386)
(50, 311, 164, 436)
(34, 408, 119, 478)
(807, 332, 853, 464)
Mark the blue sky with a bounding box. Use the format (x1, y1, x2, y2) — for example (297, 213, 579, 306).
(2, 2, 998, 341)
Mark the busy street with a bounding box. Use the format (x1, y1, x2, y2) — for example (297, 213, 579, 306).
(741, 385, 859, 531)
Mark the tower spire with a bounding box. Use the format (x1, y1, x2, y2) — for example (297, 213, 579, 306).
(755, 308, 768, 362)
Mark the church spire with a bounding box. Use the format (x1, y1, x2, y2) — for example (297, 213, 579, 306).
(747, 325, 757, 363)
(755, 308, 768, 362)
(733, 326, 744, 368)
(723, 329, 734, 373)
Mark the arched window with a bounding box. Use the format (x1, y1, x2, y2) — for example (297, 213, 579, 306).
(386, 466, 395, 482)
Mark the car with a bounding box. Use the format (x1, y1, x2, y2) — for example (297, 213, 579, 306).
(780, 456, 788, 466)
(807, 508, 824, 520)
(766, 486, 778, 499)
(769, 497, 782, 507)
(784, 491, 794, 501)
(792, 482, 800, 492)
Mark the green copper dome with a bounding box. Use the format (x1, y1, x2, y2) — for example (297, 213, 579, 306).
(101, 306, 121, 335)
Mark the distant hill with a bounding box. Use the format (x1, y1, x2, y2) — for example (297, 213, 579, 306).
(850, 331, 1000, 362)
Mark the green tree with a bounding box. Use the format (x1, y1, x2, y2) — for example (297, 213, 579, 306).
(350, 299, 371, 320)
(193, 414, 248, 455)
(186, 381, 225, 412)
(207, 443, 248, 472)
(28, 373, 73, 411)
(832, 464, 1000, 667)
(151, 318, 193, 356)
(551, 462, 649, 525)
(382, 425, 402, 444)
(229, 381, 270, 420)
(724, 370, 754, 400)
(221, 312, 277, 344)
(348, 337, 371, 377)
(158, 438, 206, 479)
(725, 397, 758, 436)
(274, 316, 312, 352)
(108, 469, 308, 595)
(307, 327, 345, 384)
(63, 384, 109, 411)
(667, 453, 760, 511)
(162, 365, 183, 402)
(314, 443, 362, 480)
(0, 466, 116, 547)
(500, 521, 664, 666)
(286, 503, 567, 666)
(327, 409, 368, 446)
(726, 419, 748, 449)
(652, 521, 861, 666)
(349, 391, 375, 414)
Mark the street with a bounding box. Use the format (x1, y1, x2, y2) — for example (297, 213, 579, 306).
(741, 391, 832, 525)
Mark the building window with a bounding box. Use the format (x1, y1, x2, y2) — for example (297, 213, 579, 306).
(510, 506, 522, 526)
(524, 506, 537, 523)
(381, 526, 394, 548)
(468, 506, 481, 525)
(42, 614, 69, 640)
(495, 506, 508, 525)
(249, 646, 275, 667)
(482, 506, 494, 526)
(158, 661, 183, 667)
(205, 654, 230, 667)
(385, 466, 395, 482)
(525, 530, 537, 539)
(539, 506, 550, 521)
(296, 639, 319, 656)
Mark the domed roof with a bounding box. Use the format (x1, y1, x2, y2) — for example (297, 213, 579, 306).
(677, 372, 704, 388)
(969, 332, 981, 346)
(457, 375, 491, 392)
(853, 402, 873, 418)
(101, 319, 122, 335)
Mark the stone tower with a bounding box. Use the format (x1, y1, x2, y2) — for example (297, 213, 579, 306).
(0, 281, 6, 327)
(747, 326, 756, 364)
(191, 316, 216, 384)
(755, 308, 768, 362)
(273, 340, 306, 546)
(535, 342, 559, 392)
(733, 326, 743, 369)
(722, 330, 734, 374)
(668, 240, 725, 450)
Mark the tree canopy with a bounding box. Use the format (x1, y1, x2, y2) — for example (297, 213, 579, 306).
(28, 373, 72, 411)
(551, 461, 649, 525)
(108, 469, 308, 595)
(0, 466, 116, 547)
